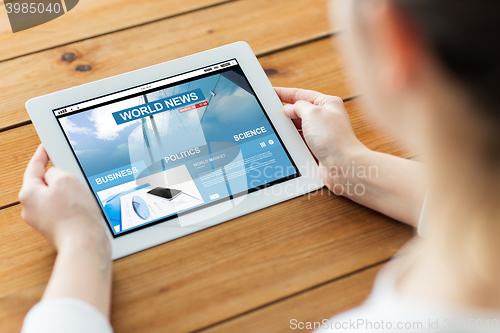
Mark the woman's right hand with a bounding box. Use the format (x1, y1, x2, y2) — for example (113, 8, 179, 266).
(275, 87, 369, 193)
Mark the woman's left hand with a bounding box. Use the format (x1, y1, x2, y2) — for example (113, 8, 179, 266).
(19, 144, 109, 252)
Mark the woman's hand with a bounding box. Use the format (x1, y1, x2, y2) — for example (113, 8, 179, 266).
(275, 87, 368, 192)
(19, 144, 109, 252)
(19, 144, 112, 317)
(275, 87, 427, 227)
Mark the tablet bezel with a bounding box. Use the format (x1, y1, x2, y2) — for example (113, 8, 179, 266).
(26, 42, 324, 259)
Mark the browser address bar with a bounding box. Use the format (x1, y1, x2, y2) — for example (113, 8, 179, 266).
(54, 59, 238, 116)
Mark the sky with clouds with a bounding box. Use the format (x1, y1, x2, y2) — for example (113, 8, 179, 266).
(60, 69, 272, 177)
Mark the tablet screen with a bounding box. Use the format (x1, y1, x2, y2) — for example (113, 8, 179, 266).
(53, 59, 300, 236)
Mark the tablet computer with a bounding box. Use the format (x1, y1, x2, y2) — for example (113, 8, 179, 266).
(26, 42, 323, 259)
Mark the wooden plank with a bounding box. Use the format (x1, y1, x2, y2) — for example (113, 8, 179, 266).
(0, 0, 333, 132)
(200, 265, 383, 333)
(0, 191, 413, 333)
(0, 0, 232, 61)
(0, 98, 410, 209)
(259, 38, 360, 101)
(0, 124, 39, 208)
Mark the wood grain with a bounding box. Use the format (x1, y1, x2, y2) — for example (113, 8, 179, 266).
(0, 0, 232, 61)
(200, 265, 383, 333)
(0, 190, 413, 333)
(0, 0, 333, 132)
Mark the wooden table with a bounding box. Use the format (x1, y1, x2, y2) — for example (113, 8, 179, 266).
(0, 1, 415, 332)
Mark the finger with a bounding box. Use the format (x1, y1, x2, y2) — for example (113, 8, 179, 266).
(275, 87, 345, 108)
(293, 100, 320, 119)
(275, 87, 322, 104)
(276, 87, 340, 106)
(274, 87, 284, 100)
(44, 166, 71, 186)
(283, 103, 299, 119)
(283, 107, 303, 130)
(23, 144, 49, 186)
(276, 87, 321, 104)
(283, 100, 317, 120)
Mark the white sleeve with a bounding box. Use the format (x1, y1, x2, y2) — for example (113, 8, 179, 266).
(21, 298, 113, 333)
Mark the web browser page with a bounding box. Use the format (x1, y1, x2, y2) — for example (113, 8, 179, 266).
(54, 59, 300, 236)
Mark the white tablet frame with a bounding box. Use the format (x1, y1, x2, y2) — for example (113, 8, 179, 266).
(26, 42, 324, 259)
